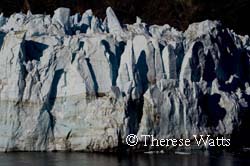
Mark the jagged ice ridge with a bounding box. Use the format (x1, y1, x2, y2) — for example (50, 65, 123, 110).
(0, 7, 250, 152)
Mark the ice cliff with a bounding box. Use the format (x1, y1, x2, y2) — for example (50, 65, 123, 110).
(0, 7, 250, 152)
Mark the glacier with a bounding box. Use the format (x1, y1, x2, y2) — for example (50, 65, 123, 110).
(0, 7, 250, 152)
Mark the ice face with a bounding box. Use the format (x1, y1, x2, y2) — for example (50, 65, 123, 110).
(0, 7, 249, 152)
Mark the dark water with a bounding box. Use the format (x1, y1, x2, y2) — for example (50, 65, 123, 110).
(0, 152, 250, 166)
